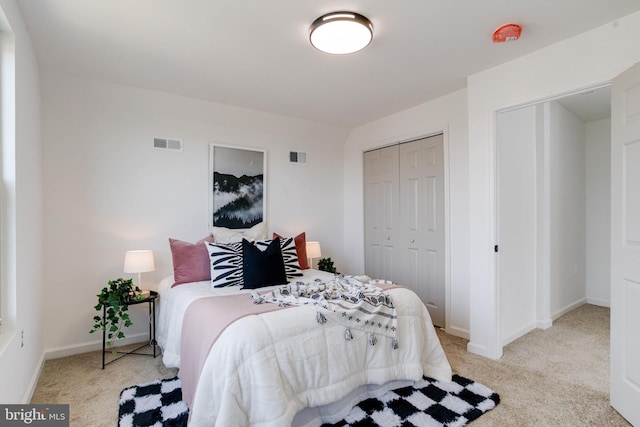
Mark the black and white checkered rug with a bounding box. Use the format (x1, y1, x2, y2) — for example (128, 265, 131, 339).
(118, 375, 499, 427)
(321, 374, 500, 427)
(118, 377, 188, 427)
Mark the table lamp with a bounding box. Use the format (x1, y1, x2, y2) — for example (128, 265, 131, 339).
(124, 249, 155, 289)
(305, 241, 322, 269)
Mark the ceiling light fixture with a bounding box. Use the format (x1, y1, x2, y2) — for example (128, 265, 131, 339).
(309, 12, 373, 54)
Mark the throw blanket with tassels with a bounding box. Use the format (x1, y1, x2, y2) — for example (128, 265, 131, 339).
(252, 275, 399, 350)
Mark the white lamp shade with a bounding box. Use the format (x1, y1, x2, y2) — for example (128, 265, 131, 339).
(123, 250, 155, 273)
(306, 241, 322, 259)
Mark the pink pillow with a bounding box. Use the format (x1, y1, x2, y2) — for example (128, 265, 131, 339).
(169, 235, 215, 287)
(273, 232, 309, 270)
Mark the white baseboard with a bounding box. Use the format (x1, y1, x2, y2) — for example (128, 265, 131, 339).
(445, 325, 469, 340)
(501, 322, 536, 347)
(44, 333, 148, 360)
(586, 297, 610, 308)
(21, 333, 151, 403)
(22, 351, 46, 404)
(536, 318, 553, 330)
(551, 298, 587, 321)
(467, 341, 502, 360)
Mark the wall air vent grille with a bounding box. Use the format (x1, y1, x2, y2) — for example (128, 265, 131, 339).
(289, 151, 307, 164)
(154, 137, 183, 152)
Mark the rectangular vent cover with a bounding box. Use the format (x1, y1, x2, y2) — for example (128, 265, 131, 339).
(289, 151, 307, 164)
(154, 137, 183, 152)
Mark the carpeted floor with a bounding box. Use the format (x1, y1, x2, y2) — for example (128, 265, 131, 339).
(31, 304, 631, 426)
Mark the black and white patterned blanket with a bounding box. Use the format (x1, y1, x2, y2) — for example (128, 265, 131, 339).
(251, 275, 399, 348)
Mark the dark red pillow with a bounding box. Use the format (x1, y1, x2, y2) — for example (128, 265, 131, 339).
(169, 235, 214, 287)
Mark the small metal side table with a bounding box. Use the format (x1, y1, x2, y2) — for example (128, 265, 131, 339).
(102, 290, 158, 369)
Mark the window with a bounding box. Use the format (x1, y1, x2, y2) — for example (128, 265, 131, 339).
(0, 8, 16, 339)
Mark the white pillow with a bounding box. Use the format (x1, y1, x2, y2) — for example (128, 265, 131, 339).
(210, 222, 267, 243)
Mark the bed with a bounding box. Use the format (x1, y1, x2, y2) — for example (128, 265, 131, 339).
(157, 233, 452, 426)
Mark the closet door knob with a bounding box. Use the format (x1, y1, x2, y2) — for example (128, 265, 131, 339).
(386, 236, 391, 241)
(411, 239, 415, 243)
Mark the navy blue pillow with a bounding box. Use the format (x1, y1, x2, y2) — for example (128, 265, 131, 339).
(242, 238, 287, 289)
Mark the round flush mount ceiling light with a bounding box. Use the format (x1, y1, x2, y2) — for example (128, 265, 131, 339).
(309, 12, 373, 54)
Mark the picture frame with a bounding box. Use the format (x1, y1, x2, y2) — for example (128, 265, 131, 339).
(209, 144, 266, 229)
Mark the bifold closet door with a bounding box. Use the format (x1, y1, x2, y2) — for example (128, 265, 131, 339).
(399, 135, 445, 327)
(363, 145, 400, 282)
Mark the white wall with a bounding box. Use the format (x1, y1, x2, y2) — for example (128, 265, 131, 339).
(343, 89, 470, 338)
(40, 73, 349, 354)
(549, 102, 586, 317)
(496, 105, 538, 344)
(0, 0, 43, 403)
(585, 118, 611, 307)
(467, 10, 640, 359)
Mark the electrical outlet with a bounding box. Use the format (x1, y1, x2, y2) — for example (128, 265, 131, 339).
(20, 330, 24, 348)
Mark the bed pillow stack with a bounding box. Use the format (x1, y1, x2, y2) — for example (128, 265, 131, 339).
(206, 236, 302, 288)
(169, 224, 309, 289)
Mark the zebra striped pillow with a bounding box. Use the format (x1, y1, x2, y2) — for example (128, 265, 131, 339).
(206, 241, 244, 288)
(206, 237, 302, 288)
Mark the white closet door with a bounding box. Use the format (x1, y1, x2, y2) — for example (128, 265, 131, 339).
(399, 135, 445, 327)
(364, 145, 400, 281)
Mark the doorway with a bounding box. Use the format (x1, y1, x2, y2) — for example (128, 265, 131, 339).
(496, 86, 611, 346)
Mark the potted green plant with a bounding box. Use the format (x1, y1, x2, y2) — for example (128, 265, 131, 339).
(317, 257, 338, 274)
(89, 278, 141, 349)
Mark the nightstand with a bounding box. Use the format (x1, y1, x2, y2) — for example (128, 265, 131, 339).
(102, 290, 158, 369)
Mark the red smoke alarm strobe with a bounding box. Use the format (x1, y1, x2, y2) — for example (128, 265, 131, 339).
(492, 23, 522, 43)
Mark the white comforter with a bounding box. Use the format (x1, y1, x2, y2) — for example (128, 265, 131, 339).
(157, 270, 452, 427)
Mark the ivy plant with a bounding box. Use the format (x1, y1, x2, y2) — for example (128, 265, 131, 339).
(89, 278, 140, 349)
(317, 257, 338, 274)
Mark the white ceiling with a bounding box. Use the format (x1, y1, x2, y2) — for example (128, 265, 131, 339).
(556, 86, 612, 122)
(17, 1, 640, 128)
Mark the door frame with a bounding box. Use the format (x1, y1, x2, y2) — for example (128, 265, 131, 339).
(494, 83, 611, 347)
(467, 66, 622, 360)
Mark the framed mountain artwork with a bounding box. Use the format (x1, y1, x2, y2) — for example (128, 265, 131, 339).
(209, 144, 266, 229)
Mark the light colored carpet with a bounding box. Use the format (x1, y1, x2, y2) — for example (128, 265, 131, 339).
(31, 303, 631, 426)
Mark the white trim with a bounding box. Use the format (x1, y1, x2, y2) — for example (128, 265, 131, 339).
(22, 333, 152, 402)
(536, 318, 552, 330)
(44, 332, 149, 360)
(446, 326, 469, 340)
(442, 124, 454, 336)
(586, 297, 610, 308)
(501, 322, 537, 347)
(551, 298, 586, 321)
(466, 342, 492, 358)
(21, 352, 45, 404)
